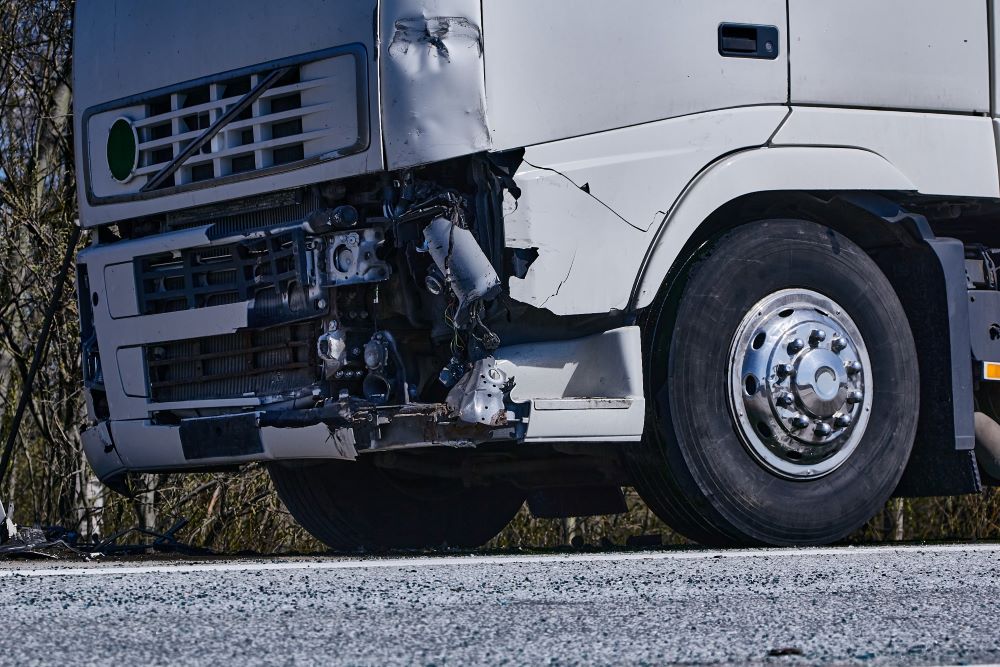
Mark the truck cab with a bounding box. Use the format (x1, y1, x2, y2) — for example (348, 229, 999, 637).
(75, 0, 1000, 549)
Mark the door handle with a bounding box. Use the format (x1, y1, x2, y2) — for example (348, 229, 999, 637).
(718, 23, 779, 59)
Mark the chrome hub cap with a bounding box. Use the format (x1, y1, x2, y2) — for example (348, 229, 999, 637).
(727, 289, 873, 479)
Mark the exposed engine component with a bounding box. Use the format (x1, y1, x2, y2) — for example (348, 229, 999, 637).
(304, 204, 359, 233)
(317, 321, 348, 378)
(446, 357, 509, 426)
(423, 216, 501, 318)
(313, 227, 391, 286)
(361, 331, 408, 405)
(424, 264, 445, 295)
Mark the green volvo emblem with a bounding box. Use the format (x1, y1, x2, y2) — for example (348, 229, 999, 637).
(106, 117, 138, 182)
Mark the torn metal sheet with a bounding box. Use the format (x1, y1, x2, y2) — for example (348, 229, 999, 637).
(380, 0, 491, 168)
(505, 107, 788, 315)
(504, 166, 647, 315)
(446, 357, 508, 426)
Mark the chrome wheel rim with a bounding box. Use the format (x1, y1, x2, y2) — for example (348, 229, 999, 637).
(727, 288, 873, 479)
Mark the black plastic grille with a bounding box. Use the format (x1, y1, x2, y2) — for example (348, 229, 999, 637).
(136, 231, 306, 315)
(146, 322, 319, 403)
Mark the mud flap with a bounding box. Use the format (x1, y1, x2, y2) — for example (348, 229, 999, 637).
(839, 194, 979, 496)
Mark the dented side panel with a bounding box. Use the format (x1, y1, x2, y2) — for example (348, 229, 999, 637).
(380, 0, 491, 169)
(506, 107, 788, 315)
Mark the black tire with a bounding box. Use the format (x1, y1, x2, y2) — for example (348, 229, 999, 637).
(269, 457, 525, 551)
(630, 219, 919, 546)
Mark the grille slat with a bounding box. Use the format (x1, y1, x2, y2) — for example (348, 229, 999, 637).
(147, 340, 308, 368)
(146, 323, 319, 403)
(130, 64, 344, 190)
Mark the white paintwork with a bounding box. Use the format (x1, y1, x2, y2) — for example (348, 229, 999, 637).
(772, 108, 1000, 198)
(103, 263, 139, 318)
(633, 147, 917, 309)
(506, 107, 786, 315)
(80, 422, 125, 484)
(789, 0, 989, 113)
(114, 347, 147, 398)
(482, 0, 787, 150)
(379, 0, 490, 169)
(109, 419, 353, 471)
(260, 423, 357, 460)
(496, 327, 644, 441)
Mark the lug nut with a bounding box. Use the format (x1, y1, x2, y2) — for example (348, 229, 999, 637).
(846, 360, 862, 376)
(790, 414, 810, 429)
(787, 338, 805, 354)
(846, 390, 863, 404)
(775, 391, 795, 408)
(775, 363, 794, 379)
(831, 337, 847, 353)
(814, 422, 833, 436)
(809, 329, 827, 346)
(834, 414, 853, 428)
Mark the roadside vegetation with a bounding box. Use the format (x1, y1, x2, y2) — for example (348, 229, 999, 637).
(3, 0, 1000, 554)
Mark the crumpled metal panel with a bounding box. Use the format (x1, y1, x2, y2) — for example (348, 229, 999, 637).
(423, 216, 501, 316)
(445, 357, 508, 426)
(380, 0, 491, 169)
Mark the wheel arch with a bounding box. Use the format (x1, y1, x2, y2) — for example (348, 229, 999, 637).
(633, 147, 980, 497)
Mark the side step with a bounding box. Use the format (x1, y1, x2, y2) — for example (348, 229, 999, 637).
(496, 326, 645, 443)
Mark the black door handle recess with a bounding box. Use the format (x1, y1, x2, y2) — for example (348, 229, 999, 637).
(719, 23, 779, 59)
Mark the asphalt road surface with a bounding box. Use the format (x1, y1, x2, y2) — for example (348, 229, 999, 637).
(2, 544, 1000, 666)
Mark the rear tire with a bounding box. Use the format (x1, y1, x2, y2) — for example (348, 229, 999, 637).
(631, 219, 919, 546)
(269, 457, 525, 551)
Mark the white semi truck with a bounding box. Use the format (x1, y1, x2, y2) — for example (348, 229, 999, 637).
(74, 0, 1000, 548)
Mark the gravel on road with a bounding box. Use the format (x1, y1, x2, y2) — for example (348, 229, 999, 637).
(1, 544, 999, 666)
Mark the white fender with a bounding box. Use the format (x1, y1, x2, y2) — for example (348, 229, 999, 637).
(632, 146, 917, 309)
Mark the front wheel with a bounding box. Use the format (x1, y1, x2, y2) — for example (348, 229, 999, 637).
(631, 219, 919, 546)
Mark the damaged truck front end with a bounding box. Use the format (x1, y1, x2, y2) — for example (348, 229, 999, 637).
(79, 151, 645, 486)
(74, 1, 645, 521)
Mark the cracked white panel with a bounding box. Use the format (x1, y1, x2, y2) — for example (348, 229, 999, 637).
(790, 0, 988, 113)
(380, 0, 490, 169)
(483, 0, 787, 150)
(506, 107, 787, 315)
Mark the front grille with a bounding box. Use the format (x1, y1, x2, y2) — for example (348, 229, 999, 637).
(146, 322, 320, 403)
(134, 67, 314, 189)
(136, 231, 306, 315)
(85, 45, 367, 201)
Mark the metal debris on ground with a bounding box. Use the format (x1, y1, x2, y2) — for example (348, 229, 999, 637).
(0, 505, 208, 560)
